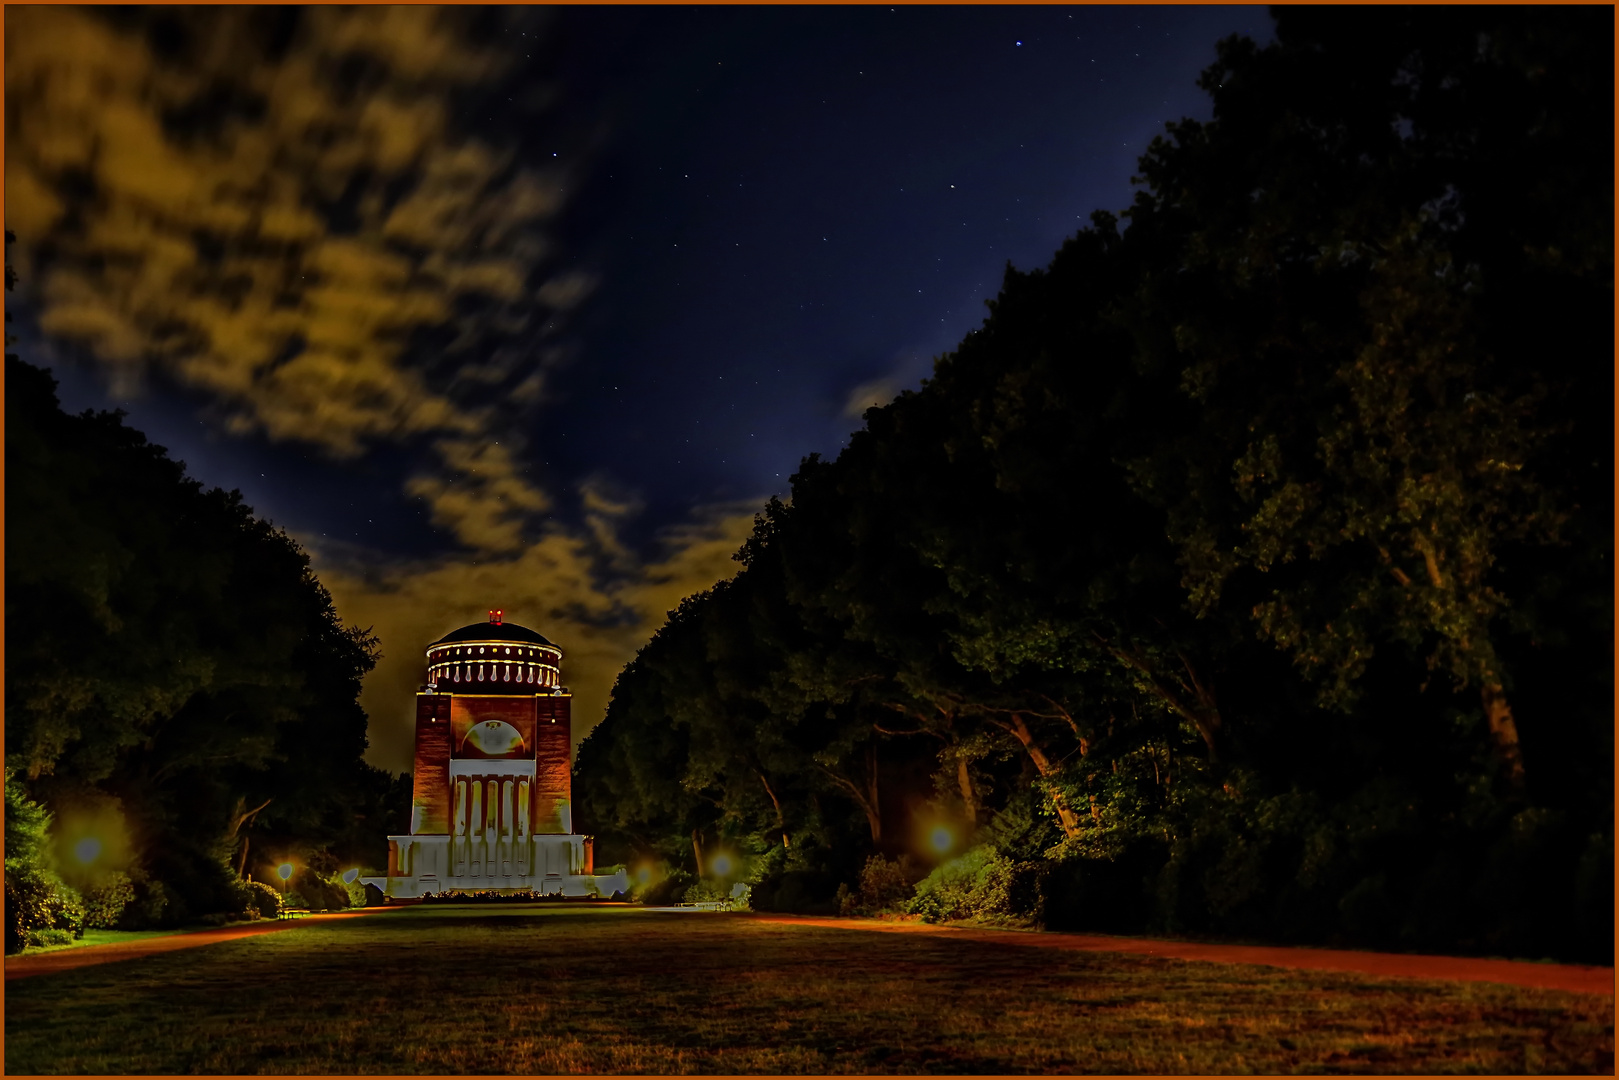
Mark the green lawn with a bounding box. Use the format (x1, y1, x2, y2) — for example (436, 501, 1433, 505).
(12, 927, 183, 956)
(5, 905, 1611, 1074)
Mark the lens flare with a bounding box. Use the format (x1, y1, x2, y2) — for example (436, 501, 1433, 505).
(710, 854, 733, 877)
(930, 826, 954, 854)
(277, 862, 295, 881)
(73, 837, 102, 865)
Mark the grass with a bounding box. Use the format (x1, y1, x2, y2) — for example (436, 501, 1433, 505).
(12, 927, 183, 956)
(5, 904, 1612, 1074)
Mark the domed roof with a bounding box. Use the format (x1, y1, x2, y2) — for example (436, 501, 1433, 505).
(429, 614, 556, 649)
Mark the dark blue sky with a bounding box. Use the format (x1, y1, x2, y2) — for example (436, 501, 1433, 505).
(8, 6, 1275, 767)
(27, 5, 1274, 557)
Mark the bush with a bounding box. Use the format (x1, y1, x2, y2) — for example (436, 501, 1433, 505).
(638, 869, 694, 907)
(750, 870, 841, 915)
(682, 879, 731, 904)
(81, 871, 136, 930)
(839, 854, 921, 916)
(5, 865, 84, 952)
(26, 927, 75, 948)
(240, 880, 282, 919)
(909, 847, 1042, 926)
(117, 877, 174, 930)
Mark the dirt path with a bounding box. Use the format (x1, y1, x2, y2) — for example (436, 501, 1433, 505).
(745, 914, 1615, 996)
(4, 908, 398, 981)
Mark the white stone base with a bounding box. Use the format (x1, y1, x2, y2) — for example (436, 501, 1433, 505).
(366, 832, 628, 901)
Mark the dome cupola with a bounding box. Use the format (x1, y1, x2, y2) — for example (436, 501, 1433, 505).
(424, 609, 564, 695)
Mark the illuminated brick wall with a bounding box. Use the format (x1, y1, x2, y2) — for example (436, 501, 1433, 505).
(446, 694, 572, 834)
(531, 695, 572, 833)
(410, 693, 453, 835)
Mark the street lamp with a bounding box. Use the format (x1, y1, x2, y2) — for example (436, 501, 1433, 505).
(276, 862, 294, 917)
(341, 868, 359, 885)
(929, 826, 954, 856)
(73, 837, 102, 866)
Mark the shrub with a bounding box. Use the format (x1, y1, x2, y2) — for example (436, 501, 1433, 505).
(26, 927, 75, 948)
(241, 880, 282, 919)
(909, 846, 1042, 926)
(840, 854, 920, 916)
(682, 879, 731, 904)
(639, 869, 694, 907)
(117, 877, 174, 930)
(5, 865, 84, 952)
(750, 870, 841, 915)
(81, 872, 136, 930)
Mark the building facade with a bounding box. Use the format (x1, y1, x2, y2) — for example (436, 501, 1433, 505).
(366, 611, 628, 900)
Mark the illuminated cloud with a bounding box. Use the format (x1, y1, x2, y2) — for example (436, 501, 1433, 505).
(5, 5, 563, 522)
(843, 376, 902, 419)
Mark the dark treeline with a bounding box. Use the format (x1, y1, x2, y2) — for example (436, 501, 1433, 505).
(577, 7, 1612, 961)
(6, 259, 408, 947)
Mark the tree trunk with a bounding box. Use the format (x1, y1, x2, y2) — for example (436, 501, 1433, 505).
(227, 796, 272, 878)
(1481, 681, 1527, 792)
(691, 829, 705, 876)
(1002, 713, 1082, 839)
(817, 758, 882, 843)
(755, 767, 790, 848)
(956, 757, 977, 824)
(865, 743, 881, 842)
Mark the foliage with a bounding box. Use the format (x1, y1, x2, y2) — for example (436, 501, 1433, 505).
(681, 879, 732, 905)
(573, 7, 1610, 962)
(81, 871, 137, 930)
(3, 346, 392, 921)
(908, 847, 1043, 926)
(240, 880, 283, 919)
(4, 769, 86, 952)
(837, 854, 921, 916)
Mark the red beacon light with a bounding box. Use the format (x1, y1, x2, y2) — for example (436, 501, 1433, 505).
(489, 609, 503, 625)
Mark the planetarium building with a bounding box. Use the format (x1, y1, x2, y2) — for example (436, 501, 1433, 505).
(365, 611, 628, 900)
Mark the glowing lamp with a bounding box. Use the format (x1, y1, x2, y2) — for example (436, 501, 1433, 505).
(929, 826, 954, 855)
(277, 862, 294, 881)
(342, 868, 359, 884)
(74, 837, 102, 866)
(636, 866, 653, 885)
(710, 854, 733, 877)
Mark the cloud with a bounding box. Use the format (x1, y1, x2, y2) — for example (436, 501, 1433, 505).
(6, 6, 564, 527)
(843, 376, 902, 419)
(317, 506, 759, 775)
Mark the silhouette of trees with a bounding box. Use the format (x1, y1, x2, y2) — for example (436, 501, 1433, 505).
(577, 7, 1610, 959)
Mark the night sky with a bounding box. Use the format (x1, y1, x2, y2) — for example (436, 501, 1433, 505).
(6, 6, 1275, 774)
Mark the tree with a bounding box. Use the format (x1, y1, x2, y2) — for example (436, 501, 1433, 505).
(5, 353, 386, 920)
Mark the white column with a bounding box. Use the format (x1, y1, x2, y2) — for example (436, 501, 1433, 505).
(501, 780, 514, 876)
(469, 780, 483, 876)
(485, 780, 498, 879)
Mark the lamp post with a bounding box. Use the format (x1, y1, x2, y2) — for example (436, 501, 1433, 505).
(277, 862, 294, 918)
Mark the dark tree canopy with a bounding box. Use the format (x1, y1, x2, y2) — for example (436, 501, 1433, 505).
(5, 352, 402, 925)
